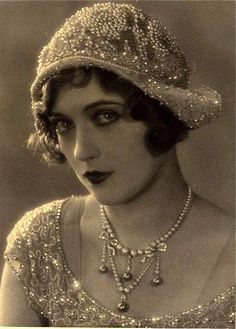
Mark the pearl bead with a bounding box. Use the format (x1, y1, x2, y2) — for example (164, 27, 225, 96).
(137, 249, 144, 255)
(121, 248, 129, 255)
(130, 250, 137, 257)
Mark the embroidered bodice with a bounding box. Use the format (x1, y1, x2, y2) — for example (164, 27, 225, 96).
(4, 198, 235, 327)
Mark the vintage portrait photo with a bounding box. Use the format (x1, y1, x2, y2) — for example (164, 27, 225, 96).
(0, 1, 234, 327)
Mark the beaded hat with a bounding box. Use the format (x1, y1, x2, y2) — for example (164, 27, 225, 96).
(31, 2, 221, 129)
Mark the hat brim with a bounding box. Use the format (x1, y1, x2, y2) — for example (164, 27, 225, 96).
(31, 56, 222, 130)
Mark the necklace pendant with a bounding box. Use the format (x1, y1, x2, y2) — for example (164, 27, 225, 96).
(99, 265, 109, 273)
(117, 301, 129, 312)
(151, 276, 163, 286)
(122, 271, 133, 281)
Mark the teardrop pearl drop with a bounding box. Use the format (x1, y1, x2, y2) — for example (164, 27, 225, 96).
(99, 265, 109, 273)
(117, 301, 129, 312)
(151, 276, 163, 286)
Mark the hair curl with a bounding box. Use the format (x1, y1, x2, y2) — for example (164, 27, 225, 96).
(28, 67, 189, 165)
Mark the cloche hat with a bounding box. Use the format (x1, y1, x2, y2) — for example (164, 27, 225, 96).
(31, 2, 221, 129)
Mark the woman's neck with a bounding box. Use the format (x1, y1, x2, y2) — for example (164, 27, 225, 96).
(93, 149, 189, 249)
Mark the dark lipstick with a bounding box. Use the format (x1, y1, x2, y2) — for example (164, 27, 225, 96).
(83, 171, 113, 185)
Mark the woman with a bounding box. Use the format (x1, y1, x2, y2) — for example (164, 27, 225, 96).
(0, 2, 234, 327)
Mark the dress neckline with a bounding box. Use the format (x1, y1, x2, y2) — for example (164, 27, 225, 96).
(56, 197, 235, 323)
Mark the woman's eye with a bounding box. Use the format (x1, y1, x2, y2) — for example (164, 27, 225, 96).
(93, 111, 119, 125)
(53, 120, 74, 134)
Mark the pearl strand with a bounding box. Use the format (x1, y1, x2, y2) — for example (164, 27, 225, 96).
(107, 243, 156, 312)
(100, 186, 192, 259)
(99, 186, 193, 312)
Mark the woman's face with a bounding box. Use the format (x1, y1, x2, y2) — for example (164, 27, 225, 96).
(50, 75, 167, 205)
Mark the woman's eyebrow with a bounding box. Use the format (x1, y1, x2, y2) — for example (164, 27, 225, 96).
(48, 113, 70, 120)
(84, 100, 124, 112)
(49, 100, 124, 117)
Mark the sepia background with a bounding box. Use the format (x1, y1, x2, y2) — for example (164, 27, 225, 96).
(0, 0, 234, 281)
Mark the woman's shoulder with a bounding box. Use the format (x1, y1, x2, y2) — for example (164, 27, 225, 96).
(190, 193, 233, 229)
(5, 195, 87, 255)
(11, 195, 86, 231)
(188, 193, 233, 255)
(186, 193, 234, 294)
(6, 198, 66, 242)
(4, 195, 87, 284)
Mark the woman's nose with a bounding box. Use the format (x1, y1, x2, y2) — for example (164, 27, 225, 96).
(73, 129, 100, 162)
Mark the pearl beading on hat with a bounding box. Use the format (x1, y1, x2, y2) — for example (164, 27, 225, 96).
(31, 2, 222, 130)
(37, 3, 189, 86)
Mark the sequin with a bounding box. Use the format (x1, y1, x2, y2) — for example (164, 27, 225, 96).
(30, 3, 222, 130)
(4, 197, 235, 327)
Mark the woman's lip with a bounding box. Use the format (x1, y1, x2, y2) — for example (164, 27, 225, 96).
(83, 171, 113, 185)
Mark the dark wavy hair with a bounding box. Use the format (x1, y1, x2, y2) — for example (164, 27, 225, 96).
(28, 66, 189, 165)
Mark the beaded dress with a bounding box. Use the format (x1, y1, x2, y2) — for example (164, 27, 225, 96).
(4, 197, 235, 328)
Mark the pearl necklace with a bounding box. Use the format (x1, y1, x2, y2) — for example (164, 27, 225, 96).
(99, 186, 192, 313)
